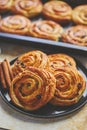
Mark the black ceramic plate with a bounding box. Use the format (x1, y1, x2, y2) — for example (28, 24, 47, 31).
(0, 57, 87, 119)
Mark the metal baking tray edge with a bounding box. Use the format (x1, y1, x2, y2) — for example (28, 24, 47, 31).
(0, 32, 87, 53)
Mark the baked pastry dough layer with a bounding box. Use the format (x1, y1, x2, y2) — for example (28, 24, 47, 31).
(48, 53, 76, 73)
(12, 50, 49, 76)
(10, 67, 56, 110)
(50, 67, 86, 106)
(72, 5, 87, 25)
(42, 1, 72, 24)
(0, 15, 31, 35)
(28, 20, 63, 41)
(11, 0, 43, 18)
(62, 25, 87, 46)
(0, 0, 13, 12)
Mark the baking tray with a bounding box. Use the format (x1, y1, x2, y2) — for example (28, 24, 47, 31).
(0, 0, 87, 54)
(0, 49, 87, 120)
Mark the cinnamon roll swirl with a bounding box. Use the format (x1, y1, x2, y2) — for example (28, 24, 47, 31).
(48, 53, 76, 73)
(0, 0, 13, 12)
(11, 0, 43, 18)
(0, 15, 31, 35)
(42, 1, 72, 24)
(50, 67, 86, 106)
(72, 5, 87, 25)
(12, 50, 49, 76)
(28, 20, 63, 41)
(62, 25, 87, 46)
(10, 67, 56, 110)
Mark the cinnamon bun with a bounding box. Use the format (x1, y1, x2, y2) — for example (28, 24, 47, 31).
(28, 20, 63, 41)
(0, 0, 13, 12)
(11, 0, 43, 18)
(62, 25, 87, 46)
(0, 15, 31, 35)
(48, 53, 76, 73)
(42, 1, 72, 24)
(10, 67, 56, 110)
(50, 67, 86, 106)
(72, 5, 87, 25)
(12, 50, 49, 76)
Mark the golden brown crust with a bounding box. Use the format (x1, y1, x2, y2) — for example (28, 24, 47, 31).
(0, 0, 13, 12)
(47, 53, 76, 73)
(62, 25, 87, 46)
(72, 5, 87, 25)
(11, 0, 43, 18)
(12, 50, 49, 76)
(42, 1, 72, 24)
(0, 15, 31, 35)
(10, 67, 56, 111)
(50, 67, 86, 106)
(28, 20, 63, 41)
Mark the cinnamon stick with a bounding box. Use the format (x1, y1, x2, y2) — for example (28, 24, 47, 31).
(5, 59, 14, 80)
(0, 62, 7, 89)
(1, 60, 11, 88)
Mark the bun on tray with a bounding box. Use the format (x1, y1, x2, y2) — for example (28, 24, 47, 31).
(0, 15, 31, 35)
(28, 20, 63, 41)
(61, 25, 87, 46)
(42, 0, 72, 24)
(72, 5, 87, 25)
(0, 0, 13, 12)
(11, 0, 43, 18)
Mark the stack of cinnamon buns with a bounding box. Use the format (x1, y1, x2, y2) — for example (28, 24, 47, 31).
(0, 50, 86, 111)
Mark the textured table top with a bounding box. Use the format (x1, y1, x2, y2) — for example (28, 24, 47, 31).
(0, 42, 87, 130)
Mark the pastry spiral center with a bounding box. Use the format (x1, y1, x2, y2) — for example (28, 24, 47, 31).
(53, 4, 68, 13)
(14, 74, 42, 98)
(39, 24, 53, 32)
(34, 21, 62, 35)
(19, 0, 35, 10)
(18, 78, 39, 96)
(74, 30, 86, 38)
(55, 73, 70, 91)
(46, 1, 71, 16)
